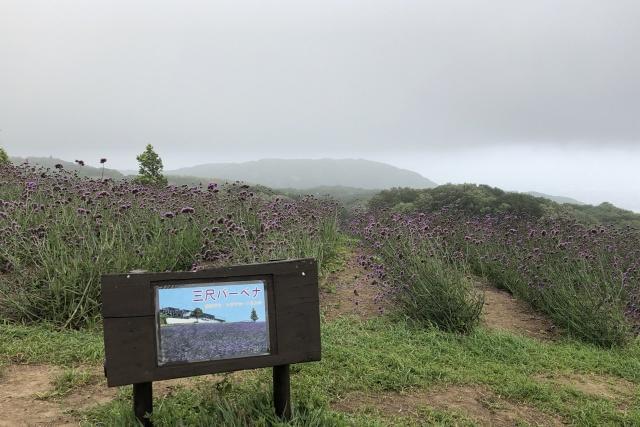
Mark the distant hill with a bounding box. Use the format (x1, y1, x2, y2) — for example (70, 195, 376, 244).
(526, 191, 584, 205)
(10, 156, 124, 179)
(167, 159, 436, 190)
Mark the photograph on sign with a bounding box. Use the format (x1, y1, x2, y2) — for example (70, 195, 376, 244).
(156, 280, 269, 365)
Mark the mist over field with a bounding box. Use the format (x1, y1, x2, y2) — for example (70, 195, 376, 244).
(1, 0, 639, 211)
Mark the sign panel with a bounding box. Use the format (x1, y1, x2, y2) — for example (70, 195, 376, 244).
(156, 280, 270, 365)
(101, 258, 320, 387)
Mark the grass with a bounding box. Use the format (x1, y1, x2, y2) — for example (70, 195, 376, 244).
(322, 235, 359, 277)
(36, 368, 97, 400)
(319, 234, 361, 295)
(2, 317, 639, 425)
(0, 321, 103, 365)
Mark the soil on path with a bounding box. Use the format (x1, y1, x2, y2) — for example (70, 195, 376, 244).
(478, 280, 556, 341)
(334, 373, 637, 426)
(320, 248, 385, 320)
(0, 364, 213, 426)
(0, 364, 76, 427)
(536, 372, 637, 410)
(333, 385, 565, 426)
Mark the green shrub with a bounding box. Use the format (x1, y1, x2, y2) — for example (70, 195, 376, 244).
(379, 235, 483, 334)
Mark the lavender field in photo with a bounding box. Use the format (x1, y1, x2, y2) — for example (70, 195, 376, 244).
(158, 321, 269, 365)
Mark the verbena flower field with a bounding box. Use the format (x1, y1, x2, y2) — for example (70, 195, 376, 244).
(352, 209, 640, 346)
(0, 162, 339, 328)
(1, 160, 639, 348)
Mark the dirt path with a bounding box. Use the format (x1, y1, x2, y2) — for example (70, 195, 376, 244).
(320, 248, 385, 320)
(536, 373, 637, 409)
(0, 364, 110, 426)
(0, 364, 211, 426)
(334, 385, 565, 426)
(334, 372, 638, 426)
(477, 280, 556, 340)
(0, 365, 72, 426)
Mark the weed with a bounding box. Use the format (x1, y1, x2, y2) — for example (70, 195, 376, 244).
(36, 368, 96, 400)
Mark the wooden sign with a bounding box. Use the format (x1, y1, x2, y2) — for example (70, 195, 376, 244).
(101, 258, 320, 424)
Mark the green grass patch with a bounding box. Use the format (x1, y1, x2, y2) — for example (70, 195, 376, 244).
(2, 317, 639, 425)
(80, 380, 469, 427)
(36, 367, 97, 400)
(0, 322, 103, 365)
(70, 317, 640, 425)
(322, 234, 359, 277)
(82, 382, 351, 427)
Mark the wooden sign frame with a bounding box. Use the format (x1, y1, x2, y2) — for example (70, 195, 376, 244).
(101, 258, 320, 424)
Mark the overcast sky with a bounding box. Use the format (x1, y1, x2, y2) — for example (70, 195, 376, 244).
(1, 1, 638, 210)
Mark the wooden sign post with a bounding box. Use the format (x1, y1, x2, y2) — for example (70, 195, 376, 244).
(101, 259, 320, 425)
(133, 383, 153, 427)
(273, 364, 292, 419)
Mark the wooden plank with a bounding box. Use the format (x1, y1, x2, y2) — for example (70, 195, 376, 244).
(104, 258, 316, 288)
(103, 316, 156, 387)
(133, 382, 153, 426)
(102, 259, 317, 318)
(273, 267, 321, 358)
(101, 274, 155, 318)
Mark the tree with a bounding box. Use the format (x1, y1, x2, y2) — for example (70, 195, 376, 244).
(0, 147, 8, 165)
(159, 314, 168, 325)
(135, 144, 168, 186)
(250, 307, 258, 322)
(192, 307, 203, 323)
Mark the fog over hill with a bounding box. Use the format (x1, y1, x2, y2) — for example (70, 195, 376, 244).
(167, 159, 437, 190)
(525, 192, 584, 206)
(10, 156, 124, 179)
(5, 155, 617, 210)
